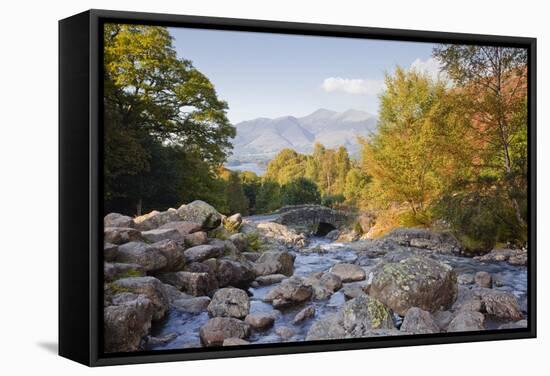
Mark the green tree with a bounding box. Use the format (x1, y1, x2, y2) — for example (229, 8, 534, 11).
(224, 171, 249, 215)
(344, 167, 369, 206)
(281, 178, 321, 206)
(264, 149, 307, 185)
(103, 24, 235, 215)
(256, 181, 282, 213)
(433, 45, 528, 229)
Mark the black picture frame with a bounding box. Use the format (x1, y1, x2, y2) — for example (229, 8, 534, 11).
(59, 9, 537, 367)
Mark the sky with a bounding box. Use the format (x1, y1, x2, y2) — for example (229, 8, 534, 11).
(169, 27, 443, 124)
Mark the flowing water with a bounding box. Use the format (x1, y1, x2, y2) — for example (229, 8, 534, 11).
(147, 237, 528, 350)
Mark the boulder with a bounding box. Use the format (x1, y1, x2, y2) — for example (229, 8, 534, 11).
(330, 263, 366, 282)
(184, 244, 224, 263)
(177, 200, 222, 231)
(383, 228, 461, 254)
(275, 326, 295, 340)
(104, 242, 118, 262)
(229, 233, 248, 252)
(326, 229, 340, 240)
(474, 248, 528, 266)
(475, 289, 523, 321)
(156, 271, 217, 297)
(172, 296, 211, 313)
(400, 307, 440, 334)
(133, 209, 180, 231)
(369, 256, 458, 315)
(146, 333, 177, 346)
(184, 231, 208, 247)
(199, 317, 250, 347)
(447, 310, 485, 332)
(303, 272, 343, 300)
(474, 271, 492, 288)
(141, 228, 182, 243)
(151, 239, 186, 271)
(306, 295, 394, 340)
(245, 313, 275, 329)
(255, 274, 287, 286)
(104, 213, 134, 228)
(432, 310, 453, 331)
(225, 213, 243, 229)
(292, 305, 315, 324)
(104, 262, 145, 282)
(159, 221, 201, 236)
(216, 259, 255, 288)
(104, 296, 154, 352)
(339, 295, 394, 336)
(342, 285, 366, 300)
(110, 277, 169, 320)
(253, 251, 295, 277)
(264, 277, 313, 308)
(223, 338, 250, 346)
(115, 241, 168, 272)
(104, 227, 142, 245)
(207, 288, 250, 319)
(257, 222, 307, 248)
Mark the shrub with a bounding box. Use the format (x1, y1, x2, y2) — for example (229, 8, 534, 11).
(246, 232, 263, 252)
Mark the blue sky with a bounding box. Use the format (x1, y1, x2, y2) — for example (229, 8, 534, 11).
(169, 27, 442, 123)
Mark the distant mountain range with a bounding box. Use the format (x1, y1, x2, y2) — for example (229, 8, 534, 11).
(230, 109, 378, 161)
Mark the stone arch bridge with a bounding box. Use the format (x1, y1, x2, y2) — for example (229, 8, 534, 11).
(275, 205, 353, 236)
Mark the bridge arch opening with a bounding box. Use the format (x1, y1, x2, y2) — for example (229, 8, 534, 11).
(316, 222, 336, 236)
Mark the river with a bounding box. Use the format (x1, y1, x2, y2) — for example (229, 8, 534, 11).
(146, 236, 528, 349)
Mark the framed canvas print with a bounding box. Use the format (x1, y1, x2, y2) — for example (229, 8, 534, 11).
(59, 9, 536, 366)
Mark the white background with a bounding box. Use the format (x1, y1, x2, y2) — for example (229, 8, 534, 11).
(0, 0, 546, 374)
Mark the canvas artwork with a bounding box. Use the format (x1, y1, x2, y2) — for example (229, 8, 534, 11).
(102, 23, 529, 354)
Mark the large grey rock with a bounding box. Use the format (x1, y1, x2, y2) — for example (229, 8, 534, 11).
(199, 317, 250, 347)
(264, 277, 313, 308)
(104, 295, 154, 352)
(104, 213, 134, 228)
(183, 231, 208, 247)
(156, 271, 217, 297)
(275, 326, 295, 340)
(172, 296, 211, 313)
(104, 242, 118, 262)
(474, 271, 492, 288)
(133, 209, 180, 231)
(110, 277, 169, 320)
(369, 256, 458, 315)
(292, 305, 315, 324)
(245, 313, 275, 329)
(115, 241, 168, 272)
(177, 200, 222, 231)
(255, 274, 287, 286)
(253, 251, 295, 277)
(330, 263, 366, 282)
(229, 233, 248, 252)
(383, 228, 461, 254)
(400, 307, 440, 334)
(184, 244, 224, 263)
(141, 228, 182, 243)
(474, 248, 528, 266)
(257, 222, 307, 247)
(216, 259, 255, 288)
(475, 289, 523, 321)
(104, 262, 145, 282)
(303, 272, 342, 300)
(208, 288, 250, 319)
(104, 227, 142, 245)
(305, 295, 394, 340)
(159, 221, 201, 235)
(151, 239, 186, 271)
(447, 310, 486, 332)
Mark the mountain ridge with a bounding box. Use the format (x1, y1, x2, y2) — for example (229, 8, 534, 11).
(230, 109, 378, 160)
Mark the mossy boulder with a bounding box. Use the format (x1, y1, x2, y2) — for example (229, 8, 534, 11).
(369, 256, 458, 316)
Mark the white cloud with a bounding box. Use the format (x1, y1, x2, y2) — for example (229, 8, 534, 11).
(321, 77, 384, 95)
(409, 57, 448, 81)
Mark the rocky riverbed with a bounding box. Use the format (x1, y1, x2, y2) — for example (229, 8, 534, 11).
(102, 201, 528, 353)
